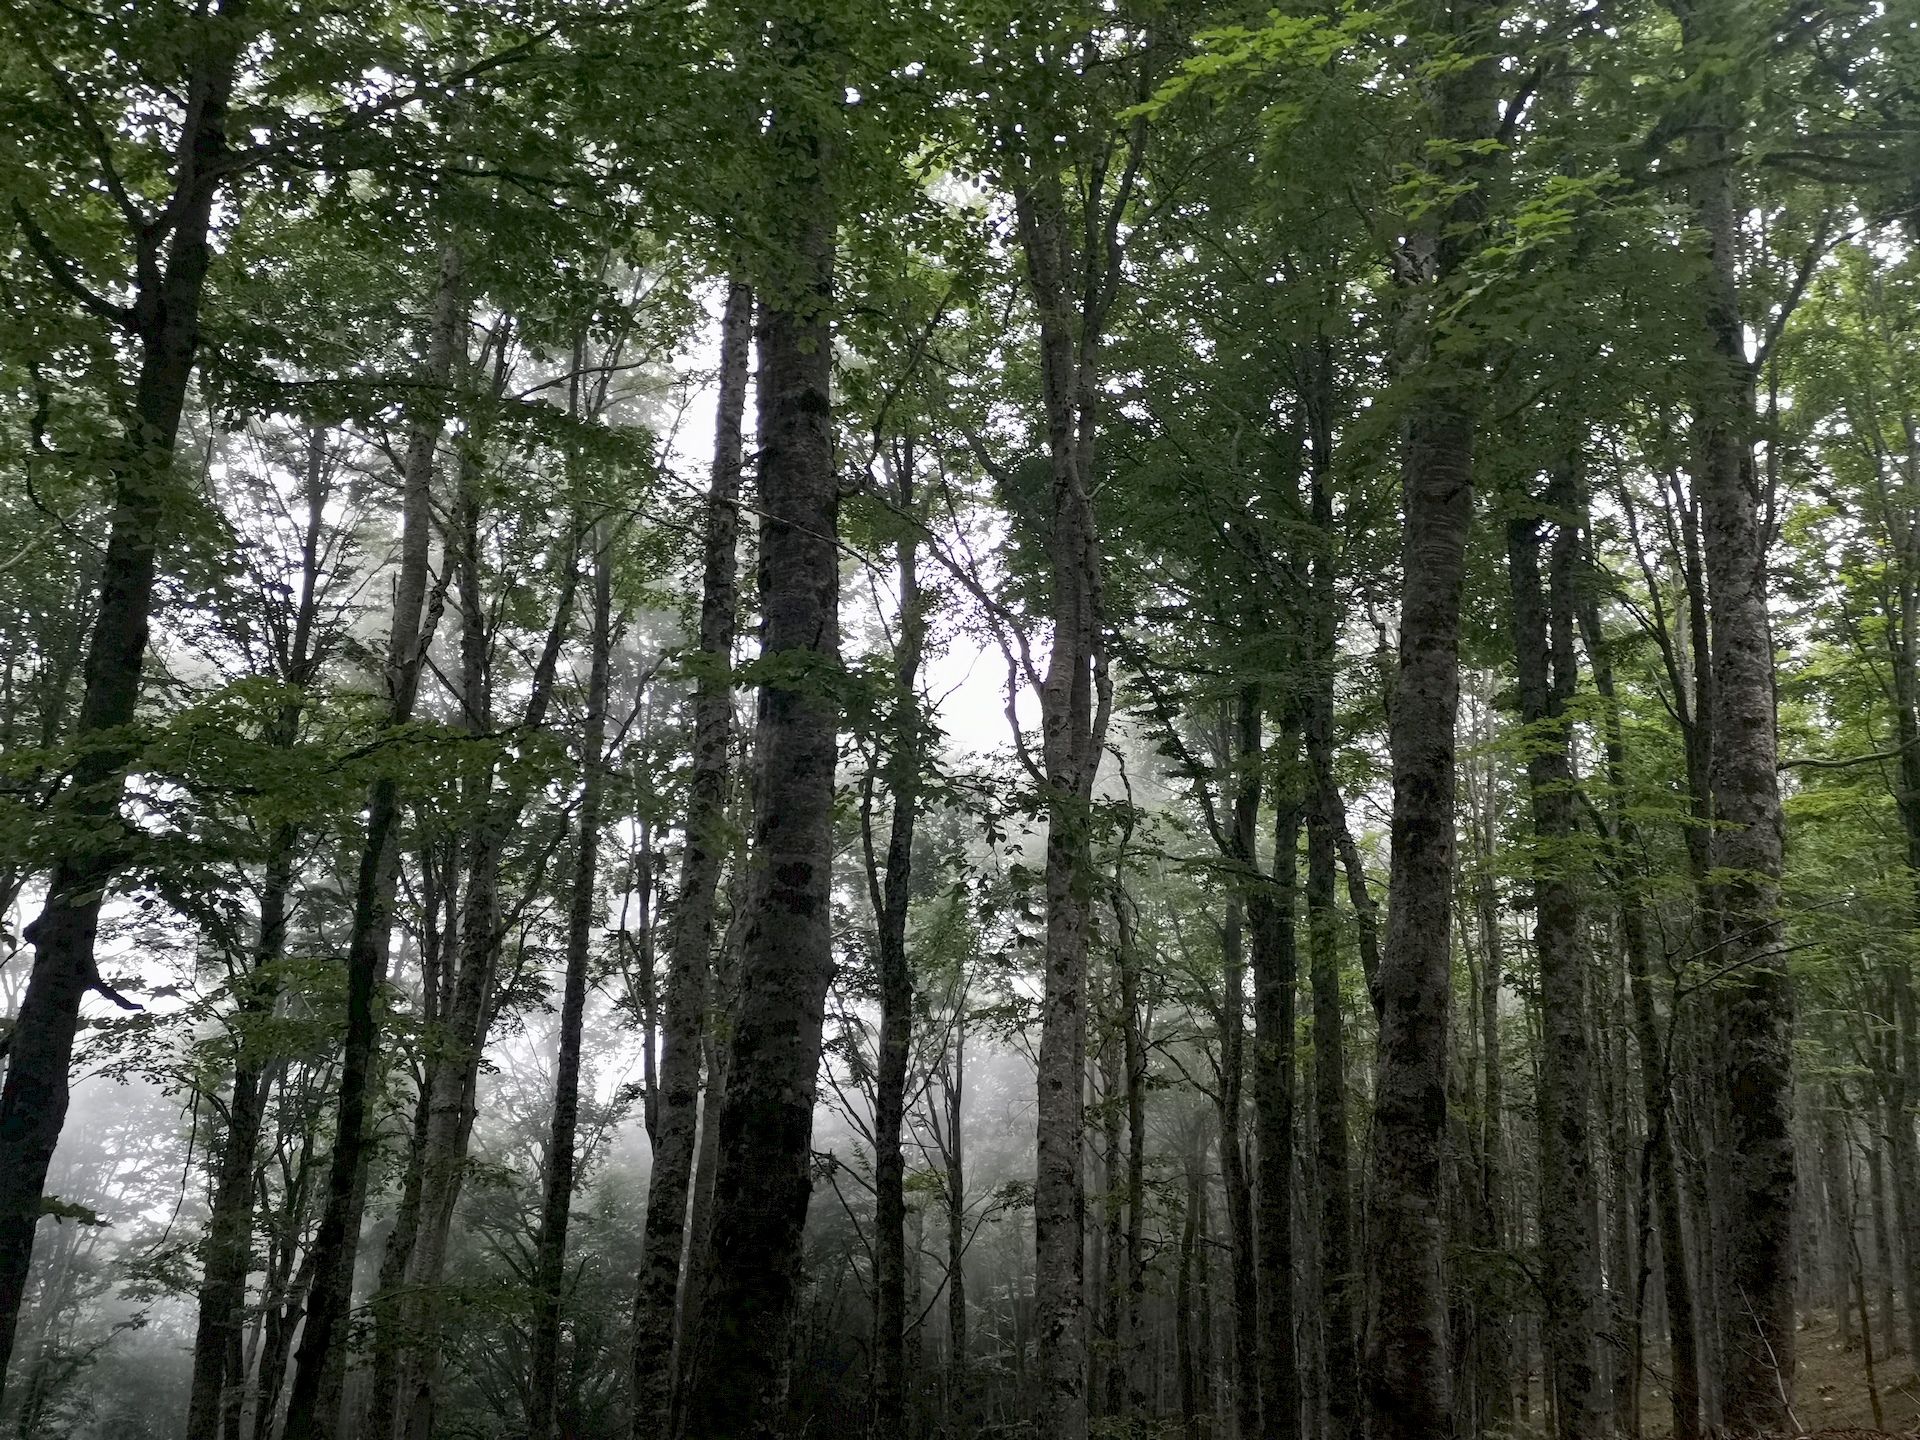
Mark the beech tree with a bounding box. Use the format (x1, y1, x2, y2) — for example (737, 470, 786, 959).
(1, 1, 1918, 1438)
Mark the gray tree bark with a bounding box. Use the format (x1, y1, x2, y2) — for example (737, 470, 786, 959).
(1508, 467, 1607, 1438)
(1009, 106, 1133, 1440)
(630, 275, 751, 1438)
(1580, 560, 1705, 1440)
(1304, 398, 1359, 1440)
(1363, 6, 1494, 1425)
(866, 446, 928, 1440)
(673, 83, 840, 1430)
(1251, 741, 1301, 1440)
(528, 514, 615, 1439)
(1666, 0, 1797, 1422)
(0, 1, 249, 1388)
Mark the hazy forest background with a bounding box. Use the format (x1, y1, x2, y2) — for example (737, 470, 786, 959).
(1, 1, 1917, 1438)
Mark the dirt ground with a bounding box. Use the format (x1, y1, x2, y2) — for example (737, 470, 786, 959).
(1642, 1308, 1920, 1437)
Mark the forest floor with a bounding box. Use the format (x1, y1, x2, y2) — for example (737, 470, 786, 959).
(1788, 1307, 1920, 1434)
(1641, 1307, 1920, 1436)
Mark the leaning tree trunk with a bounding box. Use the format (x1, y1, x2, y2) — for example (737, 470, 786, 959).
(868, 454, 928, 1440)
(1363, 6, 1493, 1427)
(527, 515, 614, 1440)
(629, 277, 751, 1436)
(279, 243, 464, 1440)
(672, 88, 840, 1434)
(1508, 468, 1607, 1438)
(0, 4, 246, 1389)
(1669, 0, 1796, 1423)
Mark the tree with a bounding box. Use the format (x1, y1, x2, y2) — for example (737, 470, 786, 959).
(671, 14, 843, 1432)
(628, 277, 751, 1437)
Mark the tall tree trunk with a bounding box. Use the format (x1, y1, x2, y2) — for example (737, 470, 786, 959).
(0, 3, 246, 1387)
(673, 100, 840, 1434)
(1251, 740, 1301, 1440)
(672, 895, 745, 1432)
(945, 1008, 970, 1429)
(1882, 1078, 1920, 1357)
(385, 338, 581, 1440)
(1464, 732, 1513, 1437)
(1865, 1123, 1897, 1343)
(868, 452, 928, 1440)
(1877, 535, 1920, 1360)
(1011, 108, 1131, 1434)
(279, 242, 465, 1440)
(1581, 578, 1704, 1440)
(1220, 690, 1263, 1440)
(1177, 1134, 1205, 1440)
(528, 516, 615, 1440)
(184, 429, 330, 1438)
(1508, 469, 1606, 1438)
(389, 409, 511, 1440)
(1668, 1, 1796, 1423)
(1305, 458, 1359, 1440)
(362, 849, 455, 1437)
(630, 276, 751, 1437)
(1118, 878, 1147, 1419)
(1095, 1014, 1121, 1421)
(1363, 5, 1493, 1424)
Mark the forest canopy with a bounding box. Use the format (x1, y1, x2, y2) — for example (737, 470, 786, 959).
(1, 1, 1917, 1438)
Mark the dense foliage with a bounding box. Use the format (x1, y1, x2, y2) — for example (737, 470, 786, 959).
(0, 0, 1917, 1437)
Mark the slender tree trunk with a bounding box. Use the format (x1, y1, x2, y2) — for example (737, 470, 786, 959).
(1178, 1136, 1204, 1440)
(257, 1141, 321, 1440)
(1841, 1114, 1887, 1428)
(1878, 565, 1920, 1361)
(1119, 881, 1147, 1418)
(1334, 819, 1383, 1007)
(0, 4, 246, 1387)
(1863, 1119, 1896, 1347)
(673, 100, 840, 1433)
(1251, 742, 1301, 1439)
(1822, 1096, 1858, 1347)
(1883, 1079, 1920, 1351)
(1008, 104, 1136, 1431)
(1219, 691, 1262, 1440)
(1096, 1018, 1122, 1421)
(363, 856, 453, 1435)
(672, 896, 745, 1431)
(630, 276, 751, 1437)
(868, 454, 928, 1440)
(184, 431, 330, 1439)
(1464, 737, 1515, 1437)
(1508, 472, 1607, 1438)
(1301, 334, 1360, 1440)
(1585, 600, 1705, 1440)
(280, 243, 464, 1440)
(528, 516, 614, 1439)
(946, 1010, 970, 1430)
(390, 413, 512, 1440)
